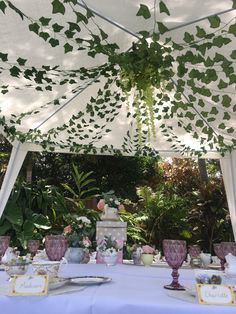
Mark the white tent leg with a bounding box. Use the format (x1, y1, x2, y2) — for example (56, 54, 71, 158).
(220, 151, 236, 241)
(0, 143, 27, 218)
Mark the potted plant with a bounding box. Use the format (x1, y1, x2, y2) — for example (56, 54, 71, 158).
(63, 214, 92, 263)
(97, 235, 123, 266)
(141, 245, 155, 266)
(97, 190, 125, 221)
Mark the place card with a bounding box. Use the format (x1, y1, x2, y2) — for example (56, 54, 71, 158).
(11, 274, 48, 296)
(196, 284, 235, 306)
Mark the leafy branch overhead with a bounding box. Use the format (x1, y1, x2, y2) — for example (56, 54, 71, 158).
(0, 0, 235, 156)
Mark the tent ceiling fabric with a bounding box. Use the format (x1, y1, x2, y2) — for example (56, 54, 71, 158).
(0, 0, 235, 158)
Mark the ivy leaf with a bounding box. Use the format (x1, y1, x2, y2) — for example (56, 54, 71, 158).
(196, 26, 206, 38)
(223, 112, 231, 120)
(222, 95, 231, 107)
(230, 50, 236, 59)
(0, 52, 8, 61)
(99, 28, 108, 40)
(39, 16, 51, 26)
(195, 120, 204, 128)
(218, 123, 226, 129)
(52, 0, 65, 15)
(183, 32, 194, 43)
(0, 1, 7, 13)
(52, 23, 64, 32)
(29, 23, 40, 34)
(229, 24, 236, 36)
(159, 1, 170, 16)
(10, 66, 21, 77)
(210, 107, 218, 115)
(68, 22, 81, 32)
(218, 79, 228, 89)
(157, 22, 169, 34)
(49, 38, 59, 47)
(232, 0, 236, 9)
(208, 15, 221, 28)
(16, 57, 27, 66)
(64, 43, 73, 53)
(39, 31, 50, 41)
(83, 8, 93, 20)
(75, 11, 88, 24)
(136, 4, 151, 19)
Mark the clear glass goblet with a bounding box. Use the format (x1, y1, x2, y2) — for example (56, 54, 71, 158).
(0, 236, 10, 263)
(27, 239, 40, 259)
(45, 235, 68, 261)
(213, 243, 226, 270)
(163, 239, 187, 290)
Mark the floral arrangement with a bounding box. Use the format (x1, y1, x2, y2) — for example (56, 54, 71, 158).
(97, 235, 123, 257)
(63, 214, 92, 248)
(97, 190, 124, 210)
(142, 245, 155, 254)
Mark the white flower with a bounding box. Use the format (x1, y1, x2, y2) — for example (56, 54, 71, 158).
(77, 216, 91, 224)
(114, 200, 120, 205)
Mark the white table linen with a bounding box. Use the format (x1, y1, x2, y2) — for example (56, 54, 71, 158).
(0, 263, 235, 314)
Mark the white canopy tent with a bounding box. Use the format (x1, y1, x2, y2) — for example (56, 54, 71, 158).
(0, 0, 235, 238)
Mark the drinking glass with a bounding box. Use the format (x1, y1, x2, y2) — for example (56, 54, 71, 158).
(188, 245, 201, 258)
(213, 243, 226, 270)
(27, 240, 40, 259)
(221, 242, 236, 257)
(45, 235, 68, 261)
(163, 239, 187, 290)
(0, 236, 10, 263)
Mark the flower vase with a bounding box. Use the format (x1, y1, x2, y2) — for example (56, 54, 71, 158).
(141, 253, 154, 266)
(102, 252, 118, 266)
(101, 205, 119, 221)
(64, 247, 85, 263)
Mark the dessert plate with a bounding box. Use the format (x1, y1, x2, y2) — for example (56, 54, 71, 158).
(70, 276, 112, 285)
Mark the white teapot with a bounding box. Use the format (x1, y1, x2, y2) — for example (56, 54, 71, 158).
(225, 253, 236, 276)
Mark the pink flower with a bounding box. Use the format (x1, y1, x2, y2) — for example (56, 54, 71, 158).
(142, 245, 155, 254)
(82, 237, 92, 248)
(118, 204, 125, 211)
(64, 225, 72, 234)
(116, 239, 123, 249)
(97, 199, 105, 211)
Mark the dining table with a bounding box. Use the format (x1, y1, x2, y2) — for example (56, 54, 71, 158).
(0, 262, 235, 314)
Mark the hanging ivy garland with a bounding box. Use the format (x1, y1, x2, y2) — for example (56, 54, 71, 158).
(0, 0, 235, 156)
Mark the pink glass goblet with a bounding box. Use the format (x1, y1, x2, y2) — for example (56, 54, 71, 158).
(0, 236, 10, 263)
(27, 240, 40, 259)
(221, 242, 236, 258)
(213, 243, 225, 270)
(188, 245, 201, 258)
(163, 239, 187, 291)
(45, 235, 68, 261)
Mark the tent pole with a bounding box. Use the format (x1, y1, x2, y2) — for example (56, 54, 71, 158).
(0, 142, 27, 218)
(77, 1, 235, 36)
(220, 151, 236, 241)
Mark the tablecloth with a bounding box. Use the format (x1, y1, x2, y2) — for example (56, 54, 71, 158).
(0, 263, 235, 314)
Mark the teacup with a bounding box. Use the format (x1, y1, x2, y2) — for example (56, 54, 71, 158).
(32, 261, 61, 281)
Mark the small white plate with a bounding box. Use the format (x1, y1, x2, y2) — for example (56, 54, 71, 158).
(70, 276, 112, 285)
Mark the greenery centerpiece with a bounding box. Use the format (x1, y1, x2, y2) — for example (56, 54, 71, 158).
(0, 1, 235, 156)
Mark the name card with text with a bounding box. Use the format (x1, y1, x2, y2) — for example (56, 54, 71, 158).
(196, 284, 235, 306)
(11, 275, 48, 296)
